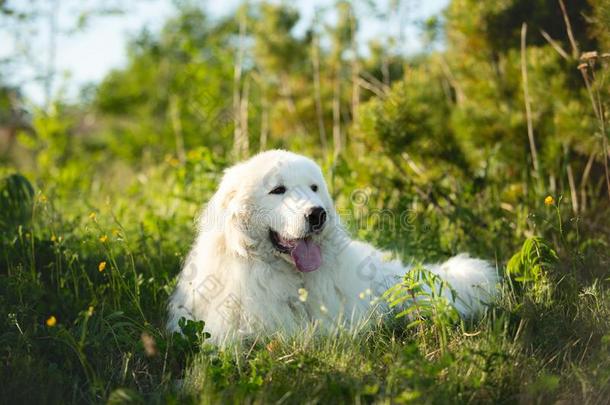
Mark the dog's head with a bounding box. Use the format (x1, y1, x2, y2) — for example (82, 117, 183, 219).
(200, 150, 341, 272)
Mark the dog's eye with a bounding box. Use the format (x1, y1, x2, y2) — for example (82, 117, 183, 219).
(269, 185, 286, 195)
(311, 185, 318, 192)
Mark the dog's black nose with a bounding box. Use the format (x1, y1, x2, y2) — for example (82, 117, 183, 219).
(307, 206, 327, 232)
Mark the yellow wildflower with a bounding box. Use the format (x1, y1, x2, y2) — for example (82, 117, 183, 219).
(87, 306, 94, 317)
(544, 196, 555, 206)
(51, 234, 57, 242)
(99, 235, 108, 243)
(298, 288, 308, 302)
(98, 261, 107, 272)
(46, 316, 57, 327)
(89, 212, 97, 221)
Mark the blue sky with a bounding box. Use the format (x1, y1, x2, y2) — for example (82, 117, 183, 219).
(0, 0, 448, 105)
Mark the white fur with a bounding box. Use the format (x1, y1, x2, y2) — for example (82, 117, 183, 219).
(167, 150, 498, 344)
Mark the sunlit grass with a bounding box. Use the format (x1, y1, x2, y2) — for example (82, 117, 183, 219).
(1, 155, 609, 403)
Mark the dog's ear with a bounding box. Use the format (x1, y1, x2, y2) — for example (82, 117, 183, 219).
(199, 164, 254, 257)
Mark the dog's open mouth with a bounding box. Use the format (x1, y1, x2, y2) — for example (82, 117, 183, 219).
(269, 230, 322, 273)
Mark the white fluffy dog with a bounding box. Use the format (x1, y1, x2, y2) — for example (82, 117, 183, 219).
(167, 150, 498, 344)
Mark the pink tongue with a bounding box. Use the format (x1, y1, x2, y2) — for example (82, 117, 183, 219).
(290, 239, 322, 272)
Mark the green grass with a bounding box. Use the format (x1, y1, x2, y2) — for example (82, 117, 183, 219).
(1, 153, 609, 404)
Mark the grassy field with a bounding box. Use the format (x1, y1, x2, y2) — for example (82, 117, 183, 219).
(1, 149, 609, 404)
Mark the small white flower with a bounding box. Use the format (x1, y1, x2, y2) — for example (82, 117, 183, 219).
(359, 288, 373, 299)
(298, 288, 308, 302)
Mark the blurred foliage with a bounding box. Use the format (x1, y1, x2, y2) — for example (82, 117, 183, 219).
(1, 0, 610, 403)
(0, 172, 33, 230)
